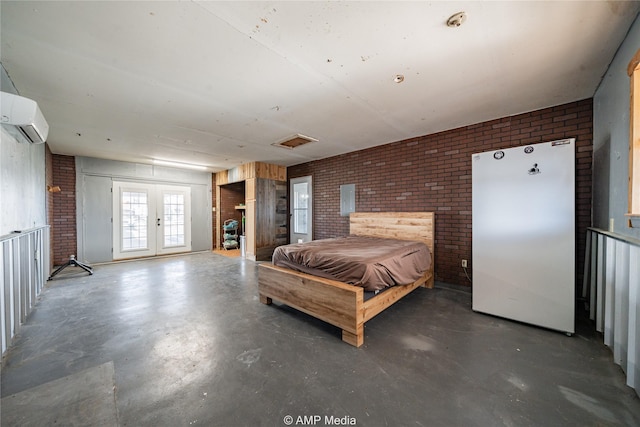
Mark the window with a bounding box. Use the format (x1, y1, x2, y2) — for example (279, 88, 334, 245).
(628, 48, 640, 227)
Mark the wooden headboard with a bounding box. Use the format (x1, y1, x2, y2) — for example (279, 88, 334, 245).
(349, 212, 435, 256)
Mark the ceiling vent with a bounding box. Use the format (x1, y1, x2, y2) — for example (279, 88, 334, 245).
(272, 134, 318, 149)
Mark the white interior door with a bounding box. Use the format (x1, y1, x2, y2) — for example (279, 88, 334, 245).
(113, 181, 191, 260)
(290, 176, 312, 243)
(156, 184, 191, 255)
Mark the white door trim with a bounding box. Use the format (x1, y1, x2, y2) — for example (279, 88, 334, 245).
(289, 175, 312, 243)
(156, 184, 192, 256)
(113, 182, 155, 260)
(113, 181, 191, 260)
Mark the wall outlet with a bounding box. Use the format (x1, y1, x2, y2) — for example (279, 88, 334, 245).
(461, 259, 467, 268)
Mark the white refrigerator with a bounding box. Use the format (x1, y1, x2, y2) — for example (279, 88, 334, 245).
(472, 138, 575, 334)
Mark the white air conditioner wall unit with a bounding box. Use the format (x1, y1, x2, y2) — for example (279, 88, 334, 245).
(0, 91, 49, 144)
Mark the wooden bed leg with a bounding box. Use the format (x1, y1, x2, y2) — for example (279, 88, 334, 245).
(259, 294, 272, 305)
(342, 325, 364, 347)
(424, 274, 434, 289)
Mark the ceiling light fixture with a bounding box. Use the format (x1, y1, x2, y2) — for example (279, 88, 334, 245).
(447, 11, 466, 27)
(153, 159, 208, 170)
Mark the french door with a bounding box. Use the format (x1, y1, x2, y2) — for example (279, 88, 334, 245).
(289, 176, 312, 243)
(113, 181, 191, 260)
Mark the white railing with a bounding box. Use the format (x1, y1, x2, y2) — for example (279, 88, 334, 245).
(1, 226, 50, 356)
(583, 228, 640, 396)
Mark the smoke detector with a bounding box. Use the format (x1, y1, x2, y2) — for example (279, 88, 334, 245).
(446, 12, 466, 27)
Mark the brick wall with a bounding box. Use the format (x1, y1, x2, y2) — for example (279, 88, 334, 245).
(51, 155, 77, 266)
(212, 174, 217, 248)
(45, 146, 54, 269)
(288, 99, 593, 287)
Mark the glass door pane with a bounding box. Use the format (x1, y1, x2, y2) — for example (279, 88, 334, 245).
(290, 176, 312, 243)
(293, 182, 308, 234)
(122, 191, 149, 250)
(163, 193, 185, 247)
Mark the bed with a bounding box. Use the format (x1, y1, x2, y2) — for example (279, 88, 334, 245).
(258, 212, 435, 347)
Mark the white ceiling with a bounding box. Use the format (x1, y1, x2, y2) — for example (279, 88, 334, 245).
(1, 1, 639, 173)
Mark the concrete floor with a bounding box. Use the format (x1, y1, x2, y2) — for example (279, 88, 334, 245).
(1, 252, 639, 426)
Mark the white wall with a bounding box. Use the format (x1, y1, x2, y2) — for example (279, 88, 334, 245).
(0, 126, 46, 236)
(75, 156, 213, 262)
(593, 15, 640, 240)
(592, 14, 640, 398)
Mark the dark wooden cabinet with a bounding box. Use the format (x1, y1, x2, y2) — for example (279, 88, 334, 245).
(255, 178, 288, 261)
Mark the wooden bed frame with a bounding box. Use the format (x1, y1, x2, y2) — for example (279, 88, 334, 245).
(258, 212, 435, 347)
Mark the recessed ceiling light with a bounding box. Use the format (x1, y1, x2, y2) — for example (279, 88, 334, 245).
(447, 11, 466, 27)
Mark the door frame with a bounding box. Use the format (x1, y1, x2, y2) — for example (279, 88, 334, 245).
(289, 175, 312, 243)
(112, 181, 191, 260)
(155, 184, 192, 256)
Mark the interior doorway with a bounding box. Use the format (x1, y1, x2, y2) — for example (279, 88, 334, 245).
(217, 181, 245, 250)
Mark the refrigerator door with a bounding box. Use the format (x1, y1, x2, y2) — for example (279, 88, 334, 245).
(472, 139, 575, 333)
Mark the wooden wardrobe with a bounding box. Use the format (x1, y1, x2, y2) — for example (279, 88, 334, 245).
(215, 162, 287, 260)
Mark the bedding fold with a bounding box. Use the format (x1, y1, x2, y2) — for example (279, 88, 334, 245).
(272, 235, 431, 292)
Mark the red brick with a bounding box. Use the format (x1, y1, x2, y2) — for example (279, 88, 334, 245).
(288, 99, 593, 288)
(51, 155, 77, 266)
